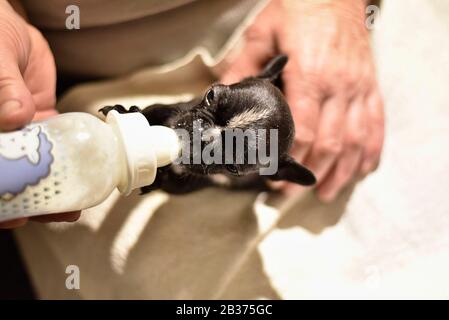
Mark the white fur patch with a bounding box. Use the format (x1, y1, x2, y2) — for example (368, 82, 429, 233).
(227, 108, 271, 128)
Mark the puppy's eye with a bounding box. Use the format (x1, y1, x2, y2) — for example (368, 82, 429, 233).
(225, 164, 239, 175)
(205, 89, 214, 106)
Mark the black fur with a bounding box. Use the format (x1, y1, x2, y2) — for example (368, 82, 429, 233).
(99, 55, 316, 194)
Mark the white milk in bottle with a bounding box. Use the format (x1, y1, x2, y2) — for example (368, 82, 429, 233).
(0, 111, 180, 222)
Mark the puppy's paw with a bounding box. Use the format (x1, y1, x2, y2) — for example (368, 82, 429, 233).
(98, 104, 128, 116)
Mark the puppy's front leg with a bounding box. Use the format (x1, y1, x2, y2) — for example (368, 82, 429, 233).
(99, 104, 141, 116)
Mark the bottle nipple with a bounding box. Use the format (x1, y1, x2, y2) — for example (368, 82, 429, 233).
(146, 125, 181, 167)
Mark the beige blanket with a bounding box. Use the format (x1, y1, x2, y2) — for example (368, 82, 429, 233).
(15, 0, 449, 299)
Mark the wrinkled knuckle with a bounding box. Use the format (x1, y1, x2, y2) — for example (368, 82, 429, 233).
(342, 73, 359, 90)
(295, 127, 315, 146)
(332, 68, 346, 81)
(0, 19, 29, 61)
(244, 24, 267, 43)
(316, 138, 343, 156)
(345, 131, 366, 149)
(338, 169, 354, 184)
(0, 74, 16, 88)
(295, 134, 314, 147)
(303, 68, 326, 86)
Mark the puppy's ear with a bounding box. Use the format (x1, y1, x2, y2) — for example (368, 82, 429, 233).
(258, 55, 288, 83)
(268, 155, 316, 186)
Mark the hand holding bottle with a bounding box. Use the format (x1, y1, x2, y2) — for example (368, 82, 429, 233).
(0, 0, 80, 228)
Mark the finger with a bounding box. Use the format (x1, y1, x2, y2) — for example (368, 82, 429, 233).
(0, 46, 35, 131)
(282, 183, 308, 197)
(283, 58, 321, 162)
(23, 25, 57, 115)
(317, 94, 367, 202)
(31, 211, 81, 223)
(0, 218, 28, 229)
(221, 23, 275, 84)
(304, 95, 346, 183)
(360, 88, 385, 175)
(267, 180, 288, 191)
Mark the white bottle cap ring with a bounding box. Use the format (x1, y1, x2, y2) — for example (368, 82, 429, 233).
(106, 110, 180, 195)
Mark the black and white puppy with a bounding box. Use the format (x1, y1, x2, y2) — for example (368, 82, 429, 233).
(100, 55, 316, 194)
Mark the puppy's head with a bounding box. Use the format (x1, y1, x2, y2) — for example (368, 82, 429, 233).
(174, 55, 316, 186)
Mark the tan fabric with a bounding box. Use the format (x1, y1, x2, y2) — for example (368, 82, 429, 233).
(22, 0, 197, 28)
(22, 0, 264, 77)
(14, 0, 449, 299)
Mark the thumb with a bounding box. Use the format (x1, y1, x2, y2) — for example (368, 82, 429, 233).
(0, 42, 35, 131)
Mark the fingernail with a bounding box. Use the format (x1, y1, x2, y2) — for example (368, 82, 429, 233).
(0, 100, 22, 118)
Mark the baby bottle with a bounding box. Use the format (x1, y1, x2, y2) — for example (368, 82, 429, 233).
(0, 111, 180, 222)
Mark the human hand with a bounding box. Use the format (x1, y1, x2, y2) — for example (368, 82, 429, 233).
(221, 0, 384, 202)
(0, 1, 80, 228)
